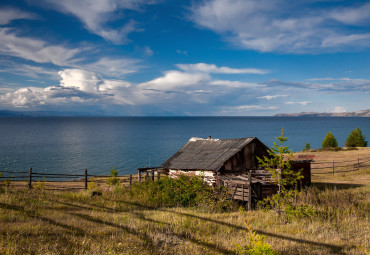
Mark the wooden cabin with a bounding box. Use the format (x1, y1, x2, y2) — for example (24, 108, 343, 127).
(155, 136, 312, 207)
(160, 137, 271, 184)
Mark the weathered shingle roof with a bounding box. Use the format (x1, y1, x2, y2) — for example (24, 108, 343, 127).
(161, 137, 256, 171)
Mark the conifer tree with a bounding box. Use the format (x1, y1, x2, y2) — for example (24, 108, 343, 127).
(345, 127, 367, 147)
(322, 132, 338, 148)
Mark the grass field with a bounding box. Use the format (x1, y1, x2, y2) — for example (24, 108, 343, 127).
(0, 149, 369, 254)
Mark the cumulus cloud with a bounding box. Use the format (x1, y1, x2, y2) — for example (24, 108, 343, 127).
(59, 69, 102, 92)
(0, 69, 138, 109)
(1, 62, 271, 114)
(177, 63, 268, 74)
(35, 0, 157, 43)
(0, 7, 36, 25)
(191, 0, 370, 53)
(332, 106, 346, 113)
(0, 28, 81, 66)
(0, 86, 99, 108)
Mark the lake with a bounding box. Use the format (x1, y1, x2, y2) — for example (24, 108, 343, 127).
(0, 117, 369, 175)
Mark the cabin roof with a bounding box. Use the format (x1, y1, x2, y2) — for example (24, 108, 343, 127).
(161, 137, 260, 171)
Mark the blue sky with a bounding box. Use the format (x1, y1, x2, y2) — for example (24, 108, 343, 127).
(0, 0, 369, 116)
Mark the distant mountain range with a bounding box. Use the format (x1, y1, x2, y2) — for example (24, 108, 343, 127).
(275, 109, 370, 117)
(0, 110, 97, 117)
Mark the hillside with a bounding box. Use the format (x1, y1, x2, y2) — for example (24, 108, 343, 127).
(275, 109, 370, 117)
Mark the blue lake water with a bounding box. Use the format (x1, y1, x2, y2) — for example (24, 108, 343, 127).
(0, 117, 369, 176)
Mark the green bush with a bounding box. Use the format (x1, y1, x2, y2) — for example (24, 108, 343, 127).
(106, 168, 120, 186)
(322, 132, 338, 148)
(345, 127, 367, 147)
(128, 175, 236, 212)
(234, 220, 276, 255)
(302, 142, 311, 151)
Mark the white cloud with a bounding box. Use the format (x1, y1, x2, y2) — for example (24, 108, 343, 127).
(0, 28, 80, 66)
(144, 46, 154, 57)
(332, 106, 346, 113)
(0, 7, 36, 25)
(191, 0, 370, 53)
(0, 69, 137, 109)
(83, 57, 140, 77)
(177, 49, 188, 56)
(177, 63, 268, 74)
(139, 70, 210, 91)
(210, 80, 261, 88)
(59, 69, 102, 92)
(257, 94, 288, 100)
(330, 3, 370, 26)
(285, 101, 311, 106)
(36, 0, 157, 43)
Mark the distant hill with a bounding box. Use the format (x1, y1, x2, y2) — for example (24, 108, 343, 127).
(0, 110, 96, 117)
(275, 109, 370, 117)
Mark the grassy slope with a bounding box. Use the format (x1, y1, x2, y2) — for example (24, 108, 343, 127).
(0, 149, 369, 255)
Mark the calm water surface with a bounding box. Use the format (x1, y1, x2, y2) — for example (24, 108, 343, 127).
(0, 117, 369, 175)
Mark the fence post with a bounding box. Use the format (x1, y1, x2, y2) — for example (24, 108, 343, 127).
(85, 169, 88, 190)
(151, 170, 155, 181)
(146, 171, 149, 180)
(248, 171, 252, 210)
(138, 169, 141, 182)
(129, 174, 132, 190)
(332, 160, 335, 175)
(242, 184, 245, 201)
(158, 172, 160, 180)
(28, 167, 32, 189)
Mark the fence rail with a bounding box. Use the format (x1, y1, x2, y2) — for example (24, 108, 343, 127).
(0, 167, 160, 190)
(311, 156, 370, 175)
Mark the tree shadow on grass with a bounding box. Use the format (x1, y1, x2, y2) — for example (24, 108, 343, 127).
(0, 202, 85, 236)
(103, 198, 349, 254)
(158, 208, 348, 255)
(70, 211, 235, 255)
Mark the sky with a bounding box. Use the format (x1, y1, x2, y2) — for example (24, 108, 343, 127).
(0, 0, 369, 116)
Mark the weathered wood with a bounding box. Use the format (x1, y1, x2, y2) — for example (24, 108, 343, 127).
(151, 170, 154, 181)
(129, 174, 132, 190)
(28, 167, 32, 189)
(232, 184, 238, 198)
(84, 169, 88, 190)
(248, 171, 252, 210)
(158, 173, 160, 180)
(138, 170, 142, 182)
(242, 184, 244, 201)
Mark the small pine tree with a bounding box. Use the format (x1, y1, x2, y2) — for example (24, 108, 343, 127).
(345, 127, 368, 147)
(322, 132, 338, 148)
(303, 143, 311, 151)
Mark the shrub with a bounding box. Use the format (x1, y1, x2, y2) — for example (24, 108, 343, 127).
(127, 175, 236, 212)
(322, 132, 338, 148)
(302, 143, 311, 151)
(106, 168, 120, 186)
(345, 127, 368, 147)
(234, 220, 276, 255)
(35, 178, 47, 190)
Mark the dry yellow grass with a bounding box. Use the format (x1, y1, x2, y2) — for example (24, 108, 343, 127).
(1, 148, 369, 255)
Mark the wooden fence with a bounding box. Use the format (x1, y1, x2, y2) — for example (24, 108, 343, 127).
(0, 168, 161, 190)
(311, 156, 370, 175)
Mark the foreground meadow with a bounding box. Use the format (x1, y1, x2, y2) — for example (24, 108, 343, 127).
(0, 149, 369, 255)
